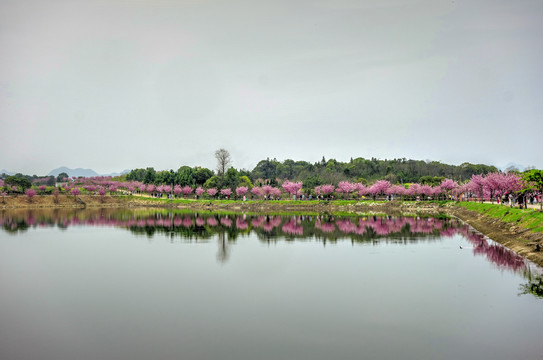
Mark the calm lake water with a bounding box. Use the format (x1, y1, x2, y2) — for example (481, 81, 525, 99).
(1, 208, 542, 360)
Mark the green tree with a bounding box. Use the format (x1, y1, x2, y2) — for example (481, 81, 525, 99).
(252, 158, 278, 180)
(5, 175, 32, 192)
(194, 167, 214, 186)
(303, 175, 324, 190)
(176, 166, 195, 186)
(126, 168, 146, 182)
(356, 177, 368, 185)
(223, 167, 239, 189)
(238, 175, 253, 189)
(143, 167, 156, 184)
(56, 172, 69, 182)
(419, 176, 444, 186)
(155, 170, 175, 185)
(204, 175, 221, 189)
(523, 169, 543, 210)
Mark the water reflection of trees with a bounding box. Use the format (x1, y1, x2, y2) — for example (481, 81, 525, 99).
(1, 209, 542, 298)
(456, 225, 543, 299)
(1, 209, 462, 244)
(459, 226, 528, 272)
(518, 275, 543, 298)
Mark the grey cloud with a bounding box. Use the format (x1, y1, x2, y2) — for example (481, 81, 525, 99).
(1, 0, 541, 175)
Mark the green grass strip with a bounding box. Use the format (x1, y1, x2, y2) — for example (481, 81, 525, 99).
(456, 202, 543, 233)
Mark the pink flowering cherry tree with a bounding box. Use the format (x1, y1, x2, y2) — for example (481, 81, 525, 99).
(368, 180, 390, 200)
(467, 174, 485, 202)
(206, 188, 218, 197)
(270, 187, 282, 199)
(174, 185, 182, 197)
(282, 181, 303, 199)
(52, 189, 60, 203)
(26, 188, 37, 202)
(236, 186, 248, 198)
(98, 187, 106, 202)
(315, 184, 335, 199)
(440, 179, 459, 200)
(432, 186, 443, 200)
(356, 183, 369, 197)
(156, 185, 165, 197)
(146, 184, 156, 197)
(251, 186, 264, 198)
(387, 185, 406, 200)
(109, 184, 118, 195)
(336, 181, 356, 199)
(420, 185, 433, 200)
(220, 188, 232, 198)
(182, 186, 193, 197)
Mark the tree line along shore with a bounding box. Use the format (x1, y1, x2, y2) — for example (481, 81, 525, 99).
(2, 169, 542, 209)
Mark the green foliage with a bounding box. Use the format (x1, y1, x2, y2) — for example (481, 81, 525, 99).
(250, 157, 496, 184)
(143, 167, 156, 184)
(176, 166, 195, 186)
(419, 176, 445, 186)
(56, 172, 69, 182)
(123, 156, 499, 188)
(223, 167, 239, 189)
(268, 177, 278, 186)
(194, 167, 214, 186)
(252, 158, 277, 180)
(356, 177, 368, 185)
(238, 176, 253, 189)
(303, 175, 325, 189)
(518, 276, 543, 299)
(523, 169, 543, 191)
(383, 173, 398, 184)
(126, 168, 146, 182)
(204, 175, 221, 189)
(155, 169, 175, 185)
(5, 175, 32, 192)
(129, 166, 212, 187)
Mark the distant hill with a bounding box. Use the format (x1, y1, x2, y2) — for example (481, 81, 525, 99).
(105, 169, 131, 177)
(0, 169, 15, 176)
(500, 162, 529, 172)
(47, 167, 99, 178)
(46, 167, 130, 178)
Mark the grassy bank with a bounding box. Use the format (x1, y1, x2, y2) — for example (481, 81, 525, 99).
(455, 202, 543, 233)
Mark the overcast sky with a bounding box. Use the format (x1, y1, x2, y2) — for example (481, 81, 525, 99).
(1, 0, 542, 175)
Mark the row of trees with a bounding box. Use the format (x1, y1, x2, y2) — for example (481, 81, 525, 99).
(4, 170, 541, 210)
(123, 157, 500, 191)
(0, 152, 515, 193)
(0, 173, 69, 186)
(251, 157, 500, 184)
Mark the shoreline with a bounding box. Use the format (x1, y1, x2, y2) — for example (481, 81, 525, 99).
(2, 195, 542, 267)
